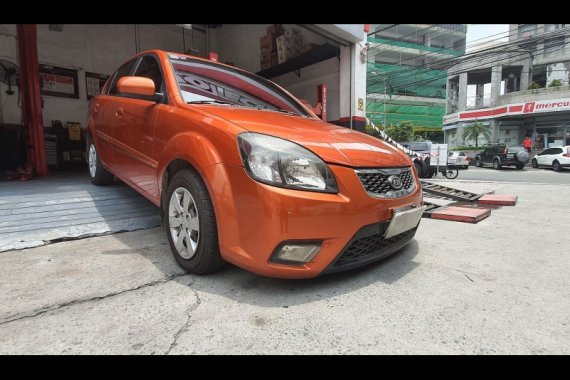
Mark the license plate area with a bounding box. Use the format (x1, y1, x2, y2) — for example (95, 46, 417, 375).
(383, 205, 426, 239)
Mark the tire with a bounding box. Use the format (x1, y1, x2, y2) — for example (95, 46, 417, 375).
(87, 139, 114, 186)
(493, 159, 502, 170)
(444, 168, 459, 179)
(414, 163, 426, 178)
(553, 160, 562, 172)
(475, 157, 482, 167)
(516, 163, 525, 170)
(165, 169, 225, 274)
(426, 170, 435, 178)
(532, 159, 538, 168)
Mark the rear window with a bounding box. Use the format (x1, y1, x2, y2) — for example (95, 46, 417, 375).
(508, 146, 525, 153)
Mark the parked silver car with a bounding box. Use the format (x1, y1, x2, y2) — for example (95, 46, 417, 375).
(448, 151, 469, 169)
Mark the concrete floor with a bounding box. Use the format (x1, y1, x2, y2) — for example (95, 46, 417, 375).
(0, 171, 160, 252)
(0, 179, 568, 354)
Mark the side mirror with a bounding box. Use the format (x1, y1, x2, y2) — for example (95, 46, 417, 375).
(117, 76, 157, 99)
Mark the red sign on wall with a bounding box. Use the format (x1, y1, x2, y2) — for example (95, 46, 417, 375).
(523, 102, 535, 113)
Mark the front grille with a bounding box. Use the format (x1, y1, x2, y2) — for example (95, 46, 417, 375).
(330, 227, 416, 271)
(356, 168, 415, 198)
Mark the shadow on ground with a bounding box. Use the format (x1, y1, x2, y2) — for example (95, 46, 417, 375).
(108, 229, 421, 308)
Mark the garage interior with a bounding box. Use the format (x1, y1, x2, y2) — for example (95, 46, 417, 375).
(0, 24, 366, 250)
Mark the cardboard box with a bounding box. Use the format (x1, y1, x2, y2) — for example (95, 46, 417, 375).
(276, 35, 301, 63)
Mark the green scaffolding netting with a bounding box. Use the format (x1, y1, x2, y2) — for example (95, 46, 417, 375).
(366, 101, 445, 130)
(367, 62, 448, 99)
(367, 37, 464, 58)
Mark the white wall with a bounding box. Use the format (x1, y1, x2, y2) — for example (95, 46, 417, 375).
(0, 24, 197, 127)
(272, 57, 340, 121)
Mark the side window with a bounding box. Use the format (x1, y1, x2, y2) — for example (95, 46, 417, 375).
(459, 152, 466, 156)
(108, 59, 138, 95)
(541, 149, 551, 155)
(134, 55, 163, 93)
(553, 148, 563, 155)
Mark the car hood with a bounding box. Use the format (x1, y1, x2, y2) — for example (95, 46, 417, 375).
(194, 106, 411, 168)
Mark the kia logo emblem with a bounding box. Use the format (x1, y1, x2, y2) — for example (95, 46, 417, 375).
(388, 175, 403, 190)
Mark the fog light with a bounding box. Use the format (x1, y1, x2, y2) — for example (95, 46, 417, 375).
(274, 244, 321, 263)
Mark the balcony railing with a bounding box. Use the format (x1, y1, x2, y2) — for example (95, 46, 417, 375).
(436, 24, 467, 34)
(498, 85, 570, 105)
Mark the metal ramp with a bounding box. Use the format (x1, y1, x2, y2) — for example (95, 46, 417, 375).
(420, 181, 516, 224)
(420, 181, 491, 202)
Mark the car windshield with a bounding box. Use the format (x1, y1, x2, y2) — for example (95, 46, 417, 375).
(508, 146, 525, 153)
(168, 53, 311, 117)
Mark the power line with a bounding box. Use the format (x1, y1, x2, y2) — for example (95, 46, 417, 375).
(389, 39, 569, 95)
(367, 25, 570, 85)
(367, 26, 570, 90)
(381, 40, 570, 105)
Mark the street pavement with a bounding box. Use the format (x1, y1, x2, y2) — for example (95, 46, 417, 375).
(449, 166, 570, 185)
(0, 174, 568, 354)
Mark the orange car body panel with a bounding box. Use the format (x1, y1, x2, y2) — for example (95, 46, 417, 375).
(88, 50, 422, 278)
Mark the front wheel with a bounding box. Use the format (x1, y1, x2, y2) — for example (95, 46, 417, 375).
(165, 169, 225, 274)
(87, 140, 114, 186)
(444, 168, 459, 179)
(532, 159, 538, 168)
(493, 159, 502, 170)
(475, 157, 482, 167)
(553, 160, 562, 172)
(516, 163, 525, 170)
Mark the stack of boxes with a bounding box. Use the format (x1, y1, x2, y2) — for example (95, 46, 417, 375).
(260, 24, 284, 70)
(260, 25, 306, 70)
(276, 28, 303, 64)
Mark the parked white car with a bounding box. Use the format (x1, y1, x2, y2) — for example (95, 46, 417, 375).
(531, 146, 570, 171)
(448, 151, 469, 169)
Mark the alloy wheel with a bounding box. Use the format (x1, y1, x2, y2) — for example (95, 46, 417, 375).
(169, 187, 200, 259)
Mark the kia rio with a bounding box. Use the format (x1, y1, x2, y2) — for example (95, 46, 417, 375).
(87, 50, 424, 278)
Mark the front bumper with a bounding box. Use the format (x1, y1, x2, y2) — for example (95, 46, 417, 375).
(203, 163, 423, 279)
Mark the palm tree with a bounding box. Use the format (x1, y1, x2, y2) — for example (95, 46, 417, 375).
(464, 121, 491, 147)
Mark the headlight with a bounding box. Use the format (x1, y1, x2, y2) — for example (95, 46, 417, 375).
(237, 133, 338, 193)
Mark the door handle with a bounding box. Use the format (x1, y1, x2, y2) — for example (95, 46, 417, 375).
(115, 107, 124, 117)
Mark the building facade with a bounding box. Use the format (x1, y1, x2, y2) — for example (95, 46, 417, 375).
(444, 24, 570, 149)
(366, 24, 467, 138)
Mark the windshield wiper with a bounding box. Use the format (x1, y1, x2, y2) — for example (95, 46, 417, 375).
(187, 100, 234, 105)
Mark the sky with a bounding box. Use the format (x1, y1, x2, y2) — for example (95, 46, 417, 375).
(465, 25, 510, 100)
(465, 24, 509, 52)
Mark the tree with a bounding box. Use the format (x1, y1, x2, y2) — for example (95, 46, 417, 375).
(464, 121, 491, 147)
(384, 120, 414, 142)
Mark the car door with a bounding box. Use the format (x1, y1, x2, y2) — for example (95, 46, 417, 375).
(537, 148, 551, 165)
(481, 146, 495, 164)
(111, 54, 167, 200)
(91, 58, 139, 170)
(548, 148, 563, 165)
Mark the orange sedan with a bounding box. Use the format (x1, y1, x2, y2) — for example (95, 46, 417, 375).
(87, 50, 424, 279)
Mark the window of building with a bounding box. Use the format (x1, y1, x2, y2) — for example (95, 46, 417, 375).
(544, 36, 565, 57)
(518, 24, 537, 39)
(545, 24, 565, 32)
